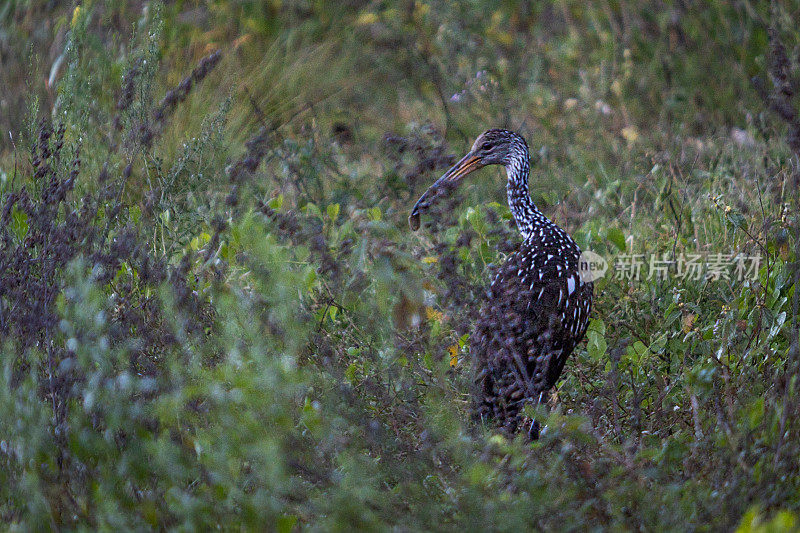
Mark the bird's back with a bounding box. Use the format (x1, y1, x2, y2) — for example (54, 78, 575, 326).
(471, 223, 593, 436)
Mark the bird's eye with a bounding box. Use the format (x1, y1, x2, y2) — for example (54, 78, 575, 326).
(480, 142, 492, 151)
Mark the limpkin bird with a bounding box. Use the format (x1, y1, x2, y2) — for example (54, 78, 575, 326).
(409, 129, 593, 439)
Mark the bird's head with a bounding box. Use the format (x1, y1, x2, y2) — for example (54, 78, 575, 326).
(468, 128, 527, 166)
(409, 129, 527, 230)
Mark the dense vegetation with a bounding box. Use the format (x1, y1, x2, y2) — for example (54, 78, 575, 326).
(2, 1, 800, 530)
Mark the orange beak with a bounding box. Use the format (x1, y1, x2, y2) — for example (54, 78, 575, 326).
(408, 152, 484, 231)
(439, 152, 484, 183)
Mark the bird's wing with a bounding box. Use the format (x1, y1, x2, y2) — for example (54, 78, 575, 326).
(470, 237, 593, 434)
(486, 240, 592, 393)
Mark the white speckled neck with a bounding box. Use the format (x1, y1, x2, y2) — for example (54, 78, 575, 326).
(504, 141, 558, 242)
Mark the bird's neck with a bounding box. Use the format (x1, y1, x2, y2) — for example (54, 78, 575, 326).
(505, 150, 549, 240)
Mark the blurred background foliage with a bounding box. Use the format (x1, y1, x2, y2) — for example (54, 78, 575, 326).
(2, 0, 800, 529)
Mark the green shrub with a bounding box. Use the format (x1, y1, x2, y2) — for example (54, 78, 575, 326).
(1, 1, 800, 530)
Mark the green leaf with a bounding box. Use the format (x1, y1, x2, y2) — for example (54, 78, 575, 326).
(268, 194, 284, 209)
(607, 227, 626, 251)
(465, 207, 486, 235)
(650, 333, 667, 353)
(627, 341, 648, 364)
(130, 205, 141, 225)
(190, 232, 211, 251)
(304, 269, 318, 290)
(769, 311, 786, 339)
(747, 397, 764, 430)
(11, 207, 28, 240)
(586, 320, 607, 361)
(327, 202, 340, 221)
(588, 317, 606, 335)
(664, 309, 682, 328)
(327, 305, 338, 322)
(345, 363, 358, 384)
(304, 202, 322, 219)
(277, 515, 298, 533)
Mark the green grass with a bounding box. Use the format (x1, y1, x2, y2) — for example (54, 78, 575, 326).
(1, 0, 800, 530)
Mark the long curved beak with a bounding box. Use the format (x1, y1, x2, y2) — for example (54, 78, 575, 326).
(408, 152, 484, 231)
